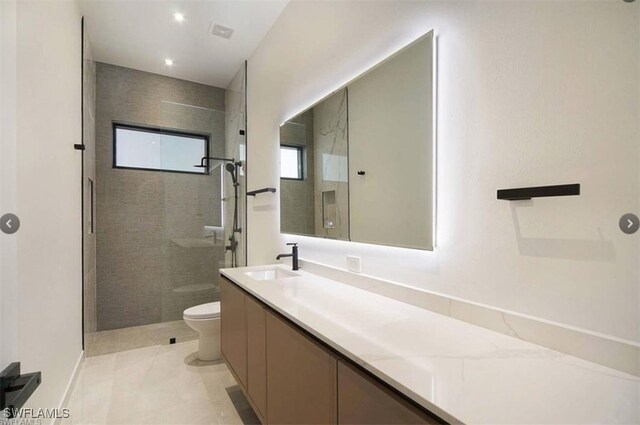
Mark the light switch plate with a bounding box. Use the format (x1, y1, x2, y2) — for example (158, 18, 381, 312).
(346, 256, 362, 273)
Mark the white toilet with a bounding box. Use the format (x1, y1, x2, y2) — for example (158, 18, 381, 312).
(183, 301, 221, 361)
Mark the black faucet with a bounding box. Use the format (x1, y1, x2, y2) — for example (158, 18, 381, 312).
(276, 243, 299, 271)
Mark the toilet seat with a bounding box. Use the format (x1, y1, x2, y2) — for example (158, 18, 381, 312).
(183, 302, 220, 320)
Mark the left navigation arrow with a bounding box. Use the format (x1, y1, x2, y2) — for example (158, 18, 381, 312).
(1, 213, 20, 234)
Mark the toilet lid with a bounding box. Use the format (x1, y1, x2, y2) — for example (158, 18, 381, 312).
(184, 302, 221, 320)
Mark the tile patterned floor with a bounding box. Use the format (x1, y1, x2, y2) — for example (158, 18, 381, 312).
(63, 340, 259, 425)
(85, 321, 198, 357)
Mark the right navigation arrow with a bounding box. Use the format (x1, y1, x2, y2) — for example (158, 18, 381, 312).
(620, 213, 639, 235)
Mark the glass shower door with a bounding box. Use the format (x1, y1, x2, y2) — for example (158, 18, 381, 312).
(159, 101, 226, 325)
(224, 62, 248, 268)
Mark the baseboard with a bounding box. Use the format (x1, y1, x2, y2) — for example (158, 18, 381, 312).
(53, 350, 84, 425)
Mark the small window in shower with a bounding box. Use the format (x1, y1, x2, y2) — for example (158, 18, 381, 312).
(113, 123, 209, 174)
(280, 145, 304, 180)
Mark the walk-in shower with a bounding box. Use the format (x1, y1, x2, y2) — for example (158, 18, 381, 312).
(82, 52, 247, 356)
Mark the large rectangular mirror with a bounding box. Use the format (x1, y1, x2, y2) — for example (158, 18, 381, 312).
(280, 31, 435, 250)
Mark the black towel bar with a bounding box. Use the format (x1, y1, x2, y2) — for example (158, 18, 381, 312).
(497, 183, 580, 201)
(1, 362, 41, 418)
(247, 187, 276, 196)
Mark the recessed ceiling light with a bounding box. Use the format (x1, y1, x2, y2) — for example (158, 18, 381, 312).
(164, 58, 174, 66)
(173, 12, 185, 22)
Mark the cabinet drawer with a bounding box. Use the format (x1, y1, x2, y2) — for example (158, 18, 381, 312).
(338, 360, 439, 424)
(246, 295, 267, 420)
(266, 311, 337, 424)
(220, 277, 247, 389)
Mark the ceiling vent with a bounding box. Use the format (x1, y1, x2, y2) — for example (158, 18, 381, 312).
(210, 24, 234, 40)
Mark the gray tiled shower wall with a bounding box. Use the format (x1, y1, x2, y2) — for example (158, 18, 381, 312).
(95, 62, 226, 331)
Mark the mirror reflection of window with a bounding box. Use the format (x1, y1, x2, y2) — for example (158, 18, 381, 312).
(280, 145, 303, 180)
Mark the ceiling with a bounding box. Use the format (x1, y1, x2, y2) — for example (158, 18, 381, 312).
(79, 0, 288, 88)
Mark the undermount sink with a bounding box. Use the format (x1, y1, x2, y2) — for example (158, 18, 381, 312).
(244, 268, 299, 281)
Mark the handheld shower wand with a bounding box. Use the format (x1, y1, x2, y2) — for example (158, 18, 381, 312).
(225, 162, 238, 185)
(224, 162, 241, 267)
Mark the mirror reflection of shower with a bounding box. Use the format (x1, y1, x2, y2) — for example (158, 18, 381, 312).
(196, 156, 243, 267)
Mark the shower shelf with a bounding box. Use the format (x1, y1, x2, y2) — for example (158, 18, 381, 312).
(247, 187, 276, 196)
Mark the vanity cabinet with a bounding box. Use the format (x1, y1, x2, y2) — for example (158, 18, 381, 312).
(266, 310, 337, 424)
(220, 276, 440, 425)
(337, 361, 438, 425)
(220, 278, 247, 389)
(246, 296, 267, 421)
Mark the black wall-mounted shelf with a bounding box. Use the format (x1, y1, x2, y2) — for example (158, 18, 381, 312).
(497, 183, 580, 201)
(247, 187, 276, 196)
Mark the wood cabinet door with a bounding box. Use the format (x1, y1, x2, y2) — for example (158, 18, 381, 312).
(246, 295, 267, 420)
(220, 277, 247, 389)
(266, 311, 337, 424)
(337, 361, 439, 424)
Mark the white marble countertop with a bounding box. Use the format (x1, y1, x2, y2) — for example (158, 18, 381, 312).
(220, 264, 640, 424)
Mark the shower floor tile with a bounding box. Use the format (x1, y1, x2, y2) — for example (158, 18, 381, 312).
(63, 340, 259, 425)
(85, 320, 198, 357)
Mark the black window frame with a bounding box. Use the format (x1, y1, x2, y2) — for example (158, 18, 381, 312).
(280, 144, 304, 181)
(112, 122, 210, 175)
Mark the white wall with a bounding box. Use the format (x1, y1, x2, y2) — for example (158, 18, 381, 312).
(14, 0, 83, 411)
(247, 1, 640, 343)
(0, 0, 19, 372)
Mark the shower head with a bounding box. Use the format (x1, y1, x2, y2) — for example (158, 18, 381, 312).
(225, 162, 238, 184)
